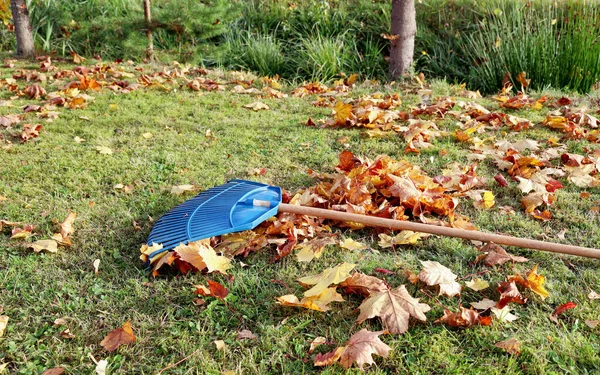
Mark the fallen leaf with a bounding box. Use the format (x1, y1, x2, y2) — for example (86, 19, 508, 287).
(509, 264, 549, 299)
(295, 235, 337, 262)
(41, 368, 64, 375)
(10, 225, 34, 239)
(96, 146, 113, 155)
(435, 306, 492, 328)
(466, 278, 490, 291)
(170, 184, 194, 195)
(236, 329, 257, 340)
(310, 337, 327, 353)
(0, 363, 7, 373)
(59, 211, 77, 239)
(418, 260, 461, 297)
(491, 306, 519, 322)
(28, 240, 58, 253)
(73, 136, 86, 143)
(497, 281, 528, 308)
(378, 231, 427, 248)
(550, 302, 576, 323)
(195, 280, 228, 300)
(357, 285, 430, 334)
(95, 360, 108, 375)
(298, 262, 356, 297)
(60, 328, 76, 339)
(339, 273, 388, 297)
(243, 101, 270, 111)
(100, 321, 136, 352)
(470, 298, 496, 310)
(495, 337, 521, 355)
(314, 329, 391, 370)
(277, 287, 344, 312)
(0, 316, 8, 337)
(339, 238, 366, 251)
(478, 242, 528, 266)
(93, 259, 100, 274)
(588, 290, 600, 300)
(142, 132, 153, 139)
(214, 340, 227, 351)
(585, 320, 599, 328)
(53, 318, 67, 326)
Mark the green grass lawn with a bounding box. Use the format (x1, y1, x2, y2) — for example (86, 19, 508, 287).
(1, 56, 600, 375)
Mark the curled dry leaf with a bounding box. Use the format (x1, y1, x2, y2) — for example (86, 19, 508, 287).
(236, 329, 257, 340)
(40, 368, 64, 375)
(95, 360, 108, 375)
(509, 264, 550, 300)
(314, 329, 391, 370)
(588, 290, 600, 300)
(491, 306, 519, 322)
(295, 235, 337, 262)
(435, 306, 492, 328)
(214, 340, 227, 351)
(59, 211, 77, 239)
(495, 337, 521, 355)
(470, 298, 496, 311)
(96, 146, 113, 155)
(195, 280, 229, 300)
(339, 273, 388, 297)
(100, 321, 136, 352)
(28, 240, 59, 253)
(477, 242, 528, 266)
(93, 259, 100, 274)
(497, 281, 528, 308)
(418, 260, 461, 297)
(309, 337, 327, 353)
(173, 241, 232, 274)
(550, 302, 577, 323)
(20, 124, 42, 142)
(585, 320, 599, 328)
(378, 231, 427, 248)
(24, 84, 47, 99)
(10, 224, 34, 239)
(0, 315, 8, 337)
(277, 287, 344, 312)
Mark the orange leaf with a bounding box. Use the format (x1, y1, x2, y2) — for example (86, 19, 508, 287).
(435, 306, 492, 328)
(314, 329, 391, 369)
(59, 211, 77, 239)
(100, 321, 136, 352)
(510, 264, 550, 299)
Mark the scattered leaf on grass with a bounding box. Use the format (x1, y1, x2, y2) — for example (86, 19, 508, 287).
(310, 337, 327, 353)
(74, 136, 86, 143)
(170, 184, 194, 195)
(298, 262, 356, 297)
(491, 306, 519, 322)
(466, 278, 489, 291)
(378, 231, 427, 248)
(277, 287, 344, 312)
(142, 132, 153, 139)
(314, 329, 391, 370)
(418, 260, 461, 297)
(243, 101, 270, 111)
(59, 211, 77, 239)
(588, 290, 600, 300)
(477, 242, 528, 266)
(0, 316, 8, 337)
(93, 259, 100, 274)
(435, 306, 492, 328)
(470, 298, 496, 310)
(585, 320, 599, 328)
(195, 280, 229, 300)
(214, 340, 227, 351)
(339, 273, 388, 297)
(28, 240, 58, 253)
(495, 337, 521, 355)
(550, 302, 577, 323)
(96, 146, 113, 155)
(236, 329, 257, 340)
(339, 238, 366, 251)
(100, 321, 136, 352)
(10, 225, 34, 239)
(95, 360, 108, 375)
(509, 264, 550, 299)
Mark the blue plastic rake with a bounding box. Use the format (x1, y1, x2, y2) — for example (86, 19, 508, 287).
(146, 180, 600, 260)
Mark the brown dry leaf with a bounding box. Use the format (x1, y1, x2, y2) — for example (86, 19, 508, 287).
(0, 316, 8, 337)
(299, 262, 356, 297)
(309, 337, 327, 353)
(24, 84, 47, 99)
(277, 287, 344, 312)
(435, 306, 492, 328)
(10, 224, 34, 239)
(100, 321, 136, 352)
(478, 242, 528, 266)
(20, 124, 42, 142)
(170, 184, 194, 195)
(41, 368, 65, 375)
(509, 264, 550, 299)
(339, 273, 388, 297)
(28, 239, 58, 253)
(59, 211, 77, 239)
(71, 51, 86, 63)
(495, 337, 521, 355)
(588, 290, 600, 300)
(357, 285, 430, 334)
(195, 280, 229, 300)
(243, 101, 270, 111)
(314, 329, 391, 370)
(236, 329, 257, 340)
(60, 328, 76, 339)
(418, 260, 461, 297)
(497, 281, 528, 308)
(585, 320, 599, 328)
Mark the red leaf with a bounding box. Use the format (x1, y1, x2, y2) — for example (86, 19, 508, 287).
(494, 174, 509, 187)
(550, 302, 576, 323)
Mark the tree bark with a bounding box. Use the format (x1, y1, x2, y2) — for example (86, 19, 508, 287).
(143, 0, 154, 61)
(9, 0, 35, 57)
(388, 0, 416, 80)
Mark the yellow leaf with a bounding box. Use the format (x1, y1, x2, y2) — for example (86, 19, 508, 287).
(196, 242, 232, 274)
(142, 132, 153, 139)
(96, 146, 113, 155)
(0, 315, 7, 337)
(243, 101, 270, 111)
(298, 262, 356, 297)
(339, 238, 366, 251)
(139, 242, 164, 263)
(378, 231, 426, 248)
(28, 240, 58, 253)
(73, 136, 86, 143)
(465, 278, 489, 291)
(214, 340, 227, 351)
(277, 287, 344, 312)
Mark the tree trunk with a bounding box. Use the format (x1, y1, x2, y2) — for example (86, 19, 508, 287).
(388, 0, 416, 80)
(9, 0, 35, 57)
(143, 0, 154, 61)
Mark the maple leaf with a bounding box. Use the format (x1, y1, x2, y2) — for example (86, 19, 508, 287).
(339, 237, 366, 251)
(24, 84, 46, 99)
(339, 273, 388, 297)
(243, 101, 270, 111)
(435, 306, 492, 328)
(298, 262, 356, 297)
(470, 298, 496, 310)
(357, 285, 430, 334)
(497, 281, 528, 308)
(59, 211, 77, 239)
(100, 321, 136, 352)
(295, 235, 337, 262)
(277, 287, 344, 312)
(378, 231, 427, 248)
(550, 302, 577, 323)
(314, 329, 391, 370)
(509, 264, 549, 299)
(495, 337, 521, 355)
(465, 278, 489, 291)
(10, 224, 34, 239)
(170, 184, 194, 195)
(173, 241, 231, 274)
(194, 280, 228, 299)
(20, 123, 42, 142)
(28, 239, 58, 253)
(491, 306, 519, 322)
(139, 242, 163, 263)
(418, 260, 461, 297)
(477, 242, 528, 266)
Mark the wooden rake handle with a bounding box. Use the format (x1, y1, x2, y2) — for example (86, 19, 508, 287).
(278, 203, 600, 259)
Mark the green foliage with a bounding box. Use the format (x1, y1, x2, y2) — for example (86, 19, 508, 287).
(221, 31, 288, 76)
